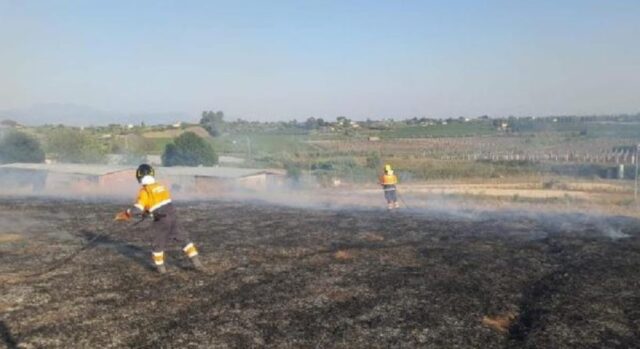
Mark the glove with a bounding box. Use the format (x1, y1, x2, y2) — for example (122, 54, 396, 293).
(114, 210, 132, 221)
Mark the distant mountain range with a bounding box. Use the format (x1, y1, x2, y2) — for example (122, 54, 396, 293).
(0, 103, 191, 126)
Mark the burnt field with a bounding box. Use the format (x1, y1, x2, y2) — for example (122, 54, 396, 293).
(1, 198, 640, 348)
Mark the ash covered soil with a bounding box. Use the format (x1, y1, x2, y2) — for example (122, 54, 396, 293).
(1, 198, 640, 349)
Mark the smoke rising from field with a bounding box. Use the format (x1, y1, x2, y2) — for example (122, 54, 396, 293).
(0, 210, 42, 235)
(0, 163, 637, 242)
(406, 193, 637, 240)
(598, 224, 631, 240)
(172, 180, 638, 241)
(0, 204, 84, 244)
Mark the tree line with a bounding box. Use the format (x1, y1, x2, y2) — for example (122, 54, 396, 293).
(0, 128, 218, 167)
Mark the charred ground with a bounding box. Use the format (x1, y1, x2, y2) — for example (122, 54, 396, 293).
(1, 198, 639, 348)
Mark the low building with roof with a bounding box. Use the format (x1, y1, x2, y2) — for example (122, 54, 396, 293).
(156, 166, 285, 194)
(0, 163, 285, 196)
(0, 163, 137, 195)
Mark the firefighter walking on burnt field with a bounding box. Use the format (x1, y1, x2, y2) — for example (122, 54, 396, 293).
(115, 164, 203, 274)
(379, 164, 400, 210)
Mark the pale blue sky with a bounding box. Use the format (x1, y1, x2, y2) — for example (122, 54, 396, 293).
(1, 0, 639, 123)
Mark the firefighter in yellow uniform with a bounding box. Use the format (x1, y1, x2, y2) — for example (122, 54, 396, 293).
(379, 164, 400, 210)
(116, 164, 203, 274)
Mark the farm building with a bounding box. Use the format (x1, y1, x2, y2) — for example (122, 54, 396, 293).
(0, 163, 137, 195)
(155, 166, 286, 195)
(0, 163, 286, 197)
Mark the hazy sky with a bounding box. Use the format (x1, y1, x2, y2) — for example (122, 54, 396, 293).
(1, 0, 639, 122)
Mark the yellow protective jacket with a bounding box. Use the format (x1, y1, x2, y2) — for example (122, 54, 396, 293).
(134, 182, 172, 213)
(380, 174, 398, 186)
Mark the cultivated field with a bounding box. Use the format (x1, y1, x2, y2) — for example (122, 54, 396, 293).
(1, 198, 639, 348)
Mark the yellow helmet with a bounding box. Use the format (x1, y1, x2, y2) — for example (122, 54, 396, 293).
(384, 164, 393, 174)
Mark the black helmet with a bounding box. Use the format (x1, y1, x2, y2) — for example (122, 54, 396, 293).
(136, 164, 155, 183)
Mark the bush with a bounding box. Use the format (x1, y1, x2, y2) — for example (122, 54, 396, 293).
(200, 110, 225, 137)
(162, 132, 218, 166)
(284, 162, 302, 182)
(366, 153, 381, 169)
(0, 131, 45, 164)
(46, 128, 107, 163)
(311, 161, 334, 171)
